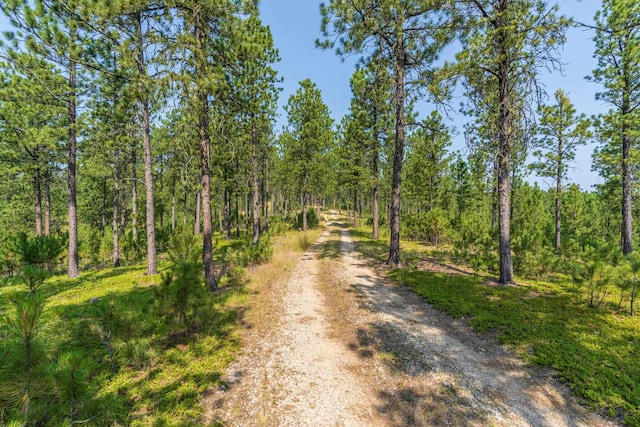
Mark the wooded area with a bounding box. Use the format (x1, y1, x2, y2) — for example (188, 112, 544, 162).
(0, 0, 639, 425)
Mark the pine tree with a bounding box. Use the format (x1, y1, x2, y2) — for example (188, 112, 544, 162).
(281, 79, 334, 232)
(457, 0, 569, 284)
(531, 89, 591, 253)
(589, 0, 640, 255)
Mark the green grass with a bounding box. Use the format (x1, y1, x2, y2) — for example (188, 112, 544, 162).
(350, 223, 640, 426)
(0, 252, 245, 425)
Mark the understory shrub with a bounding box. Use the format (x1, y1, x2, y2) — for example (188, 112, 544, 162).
(155, 232, 208, 336)
(294, 208, 319, 229)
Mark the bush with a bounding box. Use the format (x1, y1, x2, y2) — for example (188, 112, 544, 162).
(227, 238, 273, 270)
(0, 268, 52, 424)
(155, 232, 208, 336)
(402, 208, 450, 245)
(294, 208, 319, 229)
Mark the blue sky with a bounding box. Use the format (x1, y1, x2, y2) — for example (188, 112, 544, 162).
(259, 0, 607, 190)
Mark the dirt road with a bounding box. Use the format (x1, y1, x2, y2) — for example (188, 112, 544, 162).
(205, 219, 617, 426)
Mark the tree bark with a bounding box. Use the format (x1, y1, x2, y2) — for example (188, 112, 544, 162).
(372, 119, 380, 241)
(194, 10, 217, 291)
(44, 173, 50, 237)
(67, 54, 79, 278)
(120, 181, 126, 236)
(224, 188, 231, 239)
(388, 33, 405, 266)
(353, 191, 358, 228)
(302, 192, 308, 231)
(131, 146, 138, 241)
(265, 155, 270, 233)
(497, 22, 513, 284)
(136, 13, 156, 275)
(171, 179, 176, 231)
(621, 102, 633, 255)
(101, 176, 107, 237)
(194, 187, 201, 235)
(251, 114, 261, 245)
(555, 137, 562, 253)
(34, 168, 42, 237)
(113, 148, 121, 268)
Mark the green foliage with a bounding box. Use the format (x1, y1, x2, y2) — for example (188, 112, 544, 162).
(156, 232, 207, 335)
(121, 229, 145, 264)
(0, 271, 50, 424)
(12, 232, 66, 271)
(402, 208, 450, 246)
(0, 253, 245, 425)
(387, 266, 640, 426)
(294, 208, 319, 230)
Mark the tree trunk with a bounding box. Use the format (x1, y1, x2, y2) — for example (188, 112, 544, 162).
(353, 191, 358, 228)
(251, 115, 261, 244)
(34, 169, 42, 237)
(67, 55, 79, 278)
(555, 140, 562, 253)
(183, 186, 188, 226)
(194, 187, 201, 235)
(224, 188, 231, 239)
(44, 174, 50, 237)
(265, 156, 270, 233)
(302, 192, 308, 231)
(621, 106, 633, 255)
(136, 13, 156, 275)
(497, 32, 513, 285)
(235, 193, 240, 238)
(131, 147, 138, 241)
(388, 36, 405, 266)
(120, 174, 127, 236)
(101, 176, 107, 237)
(218, 195, 224, 233)
(113, 148, 121, 268)
(372, 130, 380, 241)
(195, 14, 217, 291)
(245, 191, 250, 235)
(171, 179, 176, 231)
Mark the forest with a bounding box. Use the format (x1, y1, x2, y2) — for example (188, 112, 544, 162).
(0, 0, 639, 426)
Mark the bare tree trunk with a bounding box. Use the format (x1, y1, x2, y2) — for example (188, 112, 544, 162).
(131, 147, 138, 241)
(34, 169, 42, 237)
(622, 103, 633, 255)
(264, 155, 270, 233)
(302, 192, 308, 231)
(497, 32, 513, 285)
(136, 13, 156, 275)
(235, 194, 240, 238)
(353, 191, 358, 228)
(195, 14, 217, 290)
(120, 171, 127, 236)
(218, 195, 224, 233)
(555, 140, 562, 253)
(171, 179, 176, 231)
(101, 176, 107, 237)
(194, 187, 201, 235)
(251, 115, 261, 244)
(67, 54, 79, 278)
(245, 191, 250, 235)
(491, 158, 498, 231)
(372, 134, 380, 241)
(183, 186, 188, 226)
(44, 174, 50, 237)
(224, 188, 231, 239)
(388, 37, 406, 266)
(113, 148, 121, 268)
